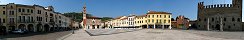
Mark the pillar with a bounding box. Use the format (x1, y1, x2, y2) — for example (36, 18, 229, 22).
(220, 17, 223, 31)
(147, 24, 149, 29)
(154, 24, 156, 29)
(207, 18, 210, 31)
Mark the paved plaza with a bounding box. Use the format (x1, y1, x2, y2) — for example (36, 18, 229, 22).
(0, 31, 72, 40)
(64, 29, 244, 40)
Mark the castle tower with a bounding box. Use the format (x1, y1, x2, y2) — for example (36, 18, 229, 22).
(82, 4, 87, 29)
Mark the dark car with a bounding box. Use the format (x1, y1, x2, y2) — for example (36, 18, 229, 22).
(11, 29, 28, 34)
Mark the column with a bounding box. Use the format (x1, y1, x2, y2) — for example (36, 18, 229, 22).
(207, 18, 210, 31)
(154, 24, 156, 29)
(220, 17, 223, 31)
(147, 24, 149, 29)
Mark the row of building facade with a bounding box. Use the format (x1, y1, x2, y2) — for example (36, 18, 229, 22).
(105, 11, 172, 29)
(0, 3, 75, 34)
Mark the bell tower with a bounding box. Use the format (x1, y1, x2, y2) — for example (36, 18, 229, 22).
(82, 4, 87, 29)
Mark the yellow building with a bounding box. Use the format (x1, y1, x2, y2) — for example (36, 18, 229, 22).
(145, 11, 172, 29)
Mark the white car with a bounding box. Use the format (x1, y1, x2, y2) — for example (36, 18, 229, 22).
(11, 29, 28, 34)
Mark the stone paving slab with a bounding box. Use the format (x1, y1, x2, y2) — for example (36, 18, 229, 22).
(64, 29, 242, 40)
(180, 30, 244, 40)
(85, 29, 141, 36)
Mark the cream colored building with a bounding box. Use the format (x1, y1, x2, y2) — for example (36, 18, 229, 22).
(106, 11, 172, 29)
(0, 3, 72, 34)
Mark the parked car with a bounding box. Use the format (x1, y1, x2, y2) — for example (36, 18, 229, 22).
(11, 29, 28, 34)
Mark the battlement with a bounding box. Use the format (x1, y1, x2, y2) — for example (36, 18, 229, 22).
(204, 4, 233, 9)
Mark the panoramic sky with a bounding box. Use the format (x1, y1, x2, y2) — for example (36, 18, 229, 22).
(0, 0, 242, 21)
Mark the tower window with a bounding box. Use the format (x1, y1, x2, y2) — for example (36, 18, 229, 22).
(204, 18, 206, 21)
(224, 18, 226, 21)
(232, 17, 235, 21)
(238, 18, 241, 22)
(3, 7, 5, 9)
(212, 18, 214, 21)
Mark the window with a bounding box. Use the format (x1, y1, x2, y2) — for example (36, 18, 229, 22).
(199, 18, 201, 21)
(22, 9, 25, 12)
(152, 15, 154, 18)
(3, 7, 5, 9)
(3, 19, 5, 23)
(224, 18, 226, 21)
(164, 15, 166, 18)
(23, 16, 25, 22)
(37, 10, 41, 14)
(148, 19, 150, 23)
(152, 19, 154, 23)
(228, 26, 231, 29)
(238, 18, 240, 22)
(168, 15, 170, 18)
(157, 15, 158, 18)
(148, 15, 150, 18)
(31, 10, 33, 13)
(18, 16, 21, 22)
(45, 12, 47, 15)
(31, 17, 33, 22)
(9, 11, 14, 15)
(46, 18, 47, 22)
(18, 8, 21, 12)
(232, 17, 235, 21)
(164, 20, 166, 23)
(160, 15, 162, 18)
(28, 16, 30, 22)
(27, 9, 30, 13)
(212, 18, 214, 21)
(3, 11, 5, 15)
(168, 20, 170, 23)
(204, 18, 206, 21)
(10, 6, 13, 9)
(0, 18, 1, 23)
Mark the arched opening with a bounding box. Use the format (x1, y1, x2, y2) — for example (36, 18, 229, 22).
(36, 24, 43, 32)
(44, 24, 50, 32)
(50, 25, 55, 31)
(27, 24, 34, 32)
(97, 25, 100, 29)
(0, 26, 6, 35)
(18, 24, 26, 30)
(92, 25, 95, 29)
(9, 26, 16, 31)
(215, 24, 220, 30)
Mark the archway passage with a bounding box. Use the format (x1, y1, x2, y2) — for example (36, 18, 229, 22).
(9, 26, 16, 31)
(44, 24, 50, 32)
(92, 25, 95, 29)
(28, 24, 34, 32)
(18, 24, 26, 30)
(36, 24, 43, 32)
(215, 24, 220, 30)
(0, 26, 6, 35)
(97, 25, 100, 29)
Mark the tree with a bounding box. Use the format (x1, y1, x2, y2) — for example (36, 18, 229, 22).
(63, 12, 93, 22)
(101, 17, 113, 22)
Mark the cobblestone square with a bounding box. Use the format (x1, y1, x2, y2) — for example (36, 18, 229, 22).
(64, 29, 244, 40)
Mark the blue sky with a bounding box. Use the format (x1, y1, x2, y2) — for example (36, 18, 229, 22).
(0, 0, 242, 21)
